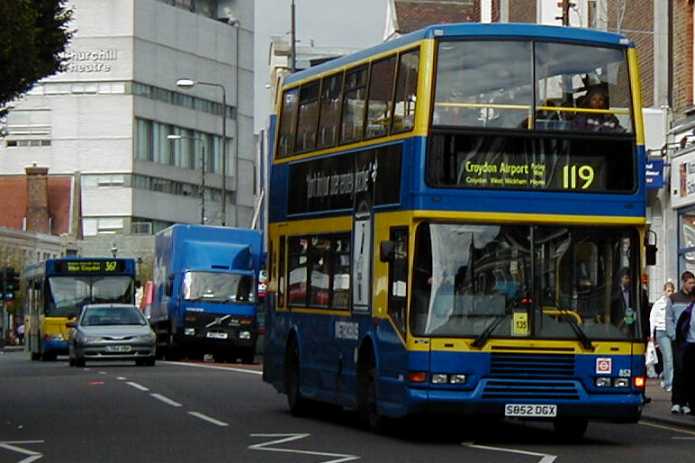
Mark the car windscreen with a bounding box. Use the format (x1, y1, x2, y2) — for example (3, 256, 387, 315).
(81, 306, 147, 326)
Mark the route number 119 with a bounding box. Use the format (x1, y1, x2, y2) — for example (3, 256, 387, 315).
(562, 164, 595, 190)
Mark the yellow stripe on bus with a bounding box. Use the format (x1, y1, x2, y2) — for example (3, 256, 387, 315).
(628, 48, 645, 146)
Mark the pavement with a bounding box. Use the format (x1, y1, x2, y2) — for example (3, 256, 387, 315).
(642, 378, 695, 429)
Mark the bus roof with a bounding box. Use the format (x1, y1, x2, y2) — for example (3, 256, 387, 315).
(285, 22, 632, 85)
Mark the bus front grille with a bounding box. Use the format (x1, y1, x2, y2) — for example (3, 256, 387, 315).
(490, 353, 576, 379)
(482, 379, 580, 400)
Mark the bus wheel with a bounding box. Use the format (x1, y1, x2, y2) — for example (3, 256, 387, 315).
(553, 417, 588, 441)
(285, 340, 309, 416)
(360, 366, 387, 433)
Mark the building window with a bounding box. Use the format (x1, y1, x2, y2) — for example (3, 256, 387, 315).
(135, 119, 154, 161)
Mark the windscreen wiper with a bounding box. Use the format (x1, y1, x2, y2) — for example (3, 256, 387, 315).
(472, 314, 509, 349)
(556, 309, 594, 351)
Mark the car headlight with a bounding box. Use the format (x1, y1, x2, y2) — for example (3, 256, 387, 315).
(135, 333, 156, 343)
(80, 335, 102, 344)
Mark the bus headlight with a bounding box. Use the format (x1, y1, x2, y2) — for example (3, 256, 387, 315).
(184, 328, 196, 336)
(239, 331, 251, 340)
(595, 377, 612, 388)
(613, 378, 629, 388)
(431, 374, 448, 384)
(450, 374, 467, 384)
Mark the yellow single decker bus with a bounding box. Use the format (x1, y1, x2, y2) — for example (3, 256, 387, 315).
(24, 257, 136, 361)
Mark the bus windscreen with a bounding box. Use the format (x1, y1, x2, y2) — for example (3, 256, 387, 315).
(433, 40, 633, 133)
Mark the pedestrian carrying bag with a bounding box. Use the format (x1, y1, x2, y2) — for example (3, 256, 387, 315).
(645, 340, 659, 366)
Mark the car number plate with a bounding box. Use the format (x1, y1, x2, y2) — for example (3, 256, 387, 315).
(206, 332, 228, 339)
(504, 404, 557, 417)
(106, 345, 132, 353)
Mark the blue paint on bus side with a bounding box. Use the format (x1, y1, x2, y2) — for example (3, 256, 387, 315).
(271, 137, 646, 222)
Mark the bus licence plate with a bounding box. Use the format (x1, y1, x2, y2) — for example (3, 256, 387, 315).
(504, 404, 557, 417)
(106, 345, 132, 353)
(206, 332, 228, 339)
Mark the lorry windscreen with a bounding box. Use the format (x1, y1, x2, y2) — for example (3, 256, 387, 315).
(183, 271, 255, 303)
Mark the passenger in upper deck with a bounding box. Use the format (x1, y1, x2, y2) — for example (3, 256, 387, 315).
(573, 84, 624, 133)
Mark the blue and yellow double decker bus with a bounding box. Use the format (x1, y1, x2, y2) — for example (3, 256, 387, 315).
(263, 23, 653, 438)
(24, 257, 136, 361)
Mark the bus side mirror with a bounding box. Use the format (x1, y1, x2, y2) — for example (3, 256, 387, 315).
(380, 240, 395, 263)
(646, 244, 657, 266)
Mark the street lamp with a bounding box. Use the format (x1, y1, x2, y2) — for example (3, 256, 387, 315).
(168, 134, 206, 225)
(176, 78, 229, 226)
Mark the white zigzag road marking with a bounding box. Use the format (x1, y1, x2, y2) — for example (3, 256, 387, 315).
(463, 442, 557, 463)
(0, 440, 44, 463)
(249, 433, 360, 463)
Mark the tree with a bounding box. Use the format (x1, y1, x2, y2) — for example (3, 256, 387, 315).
(0, 1, 72, 110)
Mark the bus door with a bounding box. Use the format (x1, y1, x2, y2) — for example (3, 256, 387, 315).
(379, 227, 410, 404)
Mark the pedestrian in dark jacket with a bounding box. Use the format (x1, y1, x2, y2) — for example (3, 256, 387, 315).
(666, 271, 695, 414)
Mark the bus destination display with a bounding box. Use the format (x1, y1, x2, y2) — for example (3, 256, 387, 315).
(55, 260, 125, 273)
(461, 157, 603, 191)
(428, 134, 634, 193)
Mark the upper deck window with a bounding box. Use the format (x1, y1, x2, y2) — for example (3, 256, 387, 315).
(393, 50, 419, 133)
(317, 73, 344, 149)
(278, 88, 299, 157)
(296, 82, 320, 152)
(341, 66, 369, 144)
(434, 40, 633, 134)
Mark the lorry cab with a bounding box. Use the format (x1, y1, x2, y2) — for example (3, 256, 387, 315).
(151, 225, 263, 363)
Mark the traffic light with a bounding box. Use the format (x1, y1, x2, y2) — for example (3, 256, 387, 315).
(1, 267, 20, 301)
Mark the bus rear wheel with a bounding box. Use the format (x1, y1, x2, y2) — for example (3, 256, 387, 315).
(553, 417, 588, 441)
(285, 340, 309, 416)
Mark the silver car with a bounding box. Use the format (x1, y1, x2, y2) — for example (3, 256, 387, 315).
(68, 304, 156, 367)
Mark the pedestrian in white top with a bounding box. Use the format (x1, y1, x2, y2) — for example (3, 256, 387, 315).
(651, 281, 675, 391)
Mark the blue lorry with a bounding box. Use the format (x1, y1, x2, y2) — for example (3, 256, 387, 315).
(151, 224, 263, 363)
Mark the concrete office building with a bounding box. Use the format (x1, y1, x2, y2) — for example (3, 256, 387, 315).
(0, 0, 255, 237)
